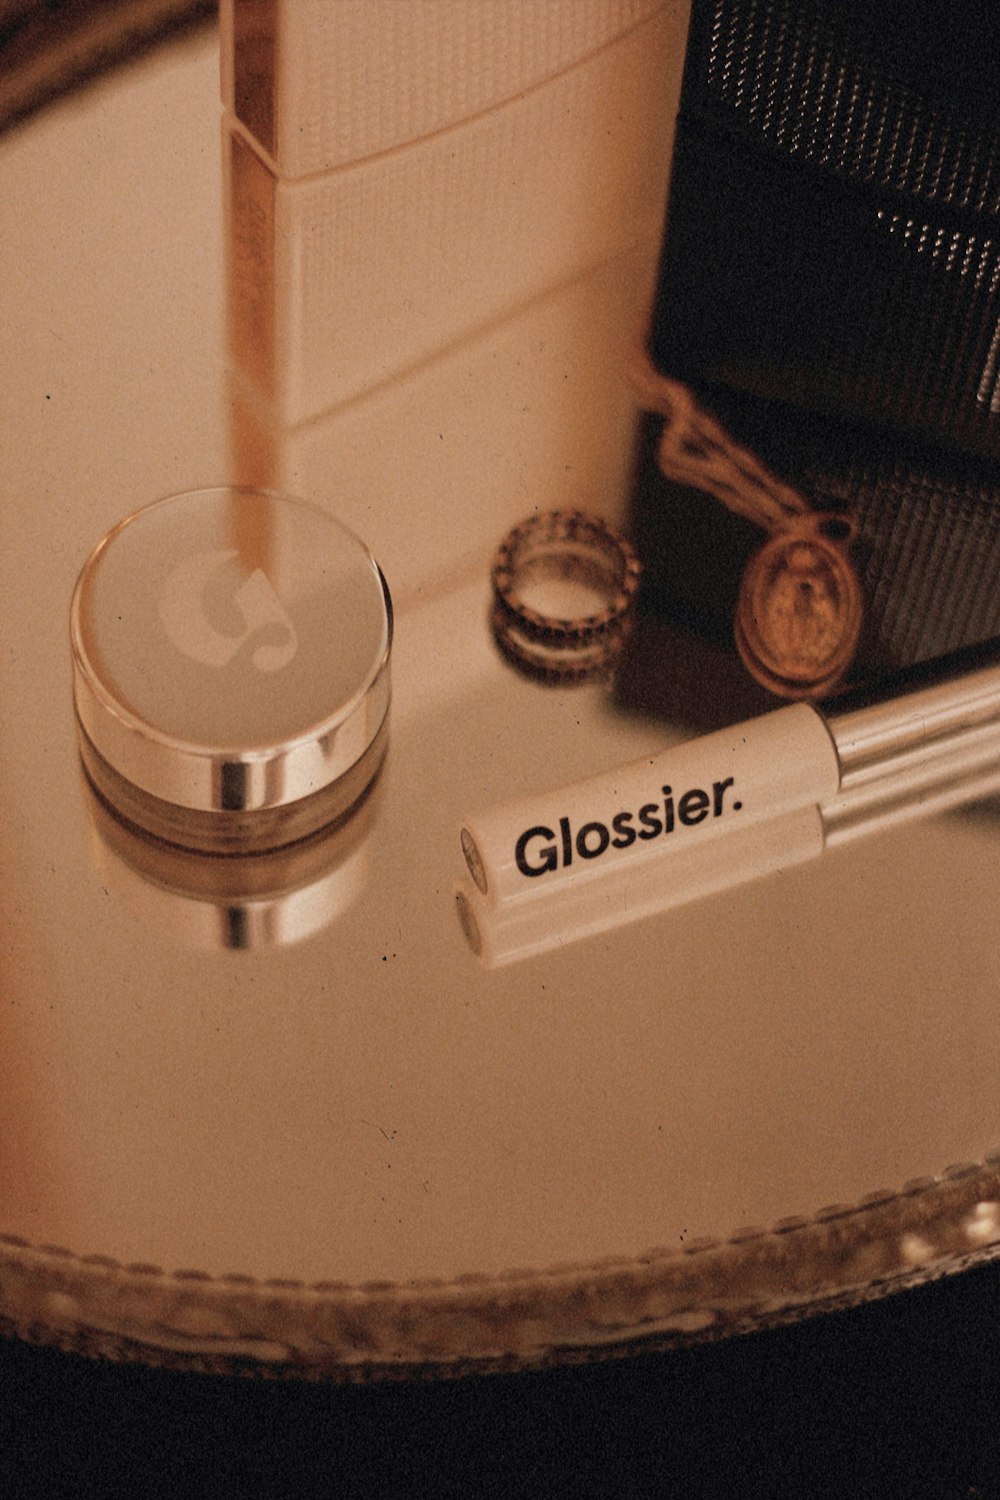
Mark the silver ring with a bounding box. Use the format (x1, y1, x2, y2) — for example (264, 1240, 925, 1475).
(490, 510, 641, 682)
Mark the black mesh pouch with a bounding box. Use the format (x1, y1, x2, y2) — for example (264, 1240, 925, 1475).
(633, 0, 1000, 696)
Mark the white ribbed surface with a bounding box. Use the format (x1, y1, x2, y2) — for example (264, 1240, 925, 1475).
(226, 5, 684, 425)
(229, 249, 656, 601)
(222, 0, 671, 176)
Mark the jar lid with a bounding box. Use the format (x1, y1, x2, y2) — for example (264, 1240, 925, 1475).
(70, 487, 392, 852)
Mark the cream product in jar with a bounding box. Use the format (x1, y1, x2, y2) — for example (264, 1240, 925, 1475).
(70, 487, 391, 854)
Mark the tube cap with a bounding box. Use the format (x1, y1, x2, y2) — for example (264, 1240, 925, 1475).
(70, 487, 391, 852)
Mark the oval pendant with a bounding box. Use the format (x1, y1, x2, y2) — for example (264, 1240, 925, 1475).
(734, 529, 863, 699)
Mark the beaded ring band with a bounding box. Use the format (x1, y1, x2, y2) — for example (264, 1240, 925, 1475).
(490, 510, 642, 683)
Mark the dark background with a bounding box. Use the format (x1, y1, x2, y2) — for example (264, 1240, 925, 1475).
(3, 1261, 1000, 1498)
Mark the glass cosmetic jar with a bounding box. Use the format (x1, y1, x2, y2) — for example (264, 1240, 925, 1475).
(70, 487, 391, 853)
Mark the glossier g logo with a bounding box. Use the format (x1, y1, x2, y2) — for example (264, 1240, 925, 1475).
(514, 777, 742, 877)
(158, 549, 298, 672)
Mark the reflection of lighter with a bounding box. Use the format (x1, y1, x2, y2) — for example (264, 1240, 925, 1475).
(457, 643, 1000, 965)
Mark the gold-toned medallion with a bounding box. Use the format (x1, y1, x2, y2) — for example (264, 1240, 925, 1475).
(631, 343, 864, 699)
(733, 521, 863, 698)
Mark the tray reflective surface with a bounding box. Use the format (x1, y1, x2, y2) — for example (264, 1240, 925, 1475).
(2, 25, 1000, 1377)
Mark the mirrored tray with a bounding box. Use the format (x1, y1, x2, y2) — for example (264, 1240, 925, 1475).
(3, 19, 1000, 1380)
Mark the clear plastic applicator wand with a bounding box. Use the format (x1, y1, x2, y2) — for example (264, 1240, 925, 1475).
(456, 641, 1000, 965)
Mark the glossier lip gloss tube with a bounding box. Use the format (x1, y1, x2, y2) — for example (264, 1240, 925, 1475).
(456, 642, 1000, 966)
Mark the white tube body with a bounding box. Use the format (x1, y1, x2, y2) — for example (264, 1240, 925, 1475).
(458, 703, 841, 965)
